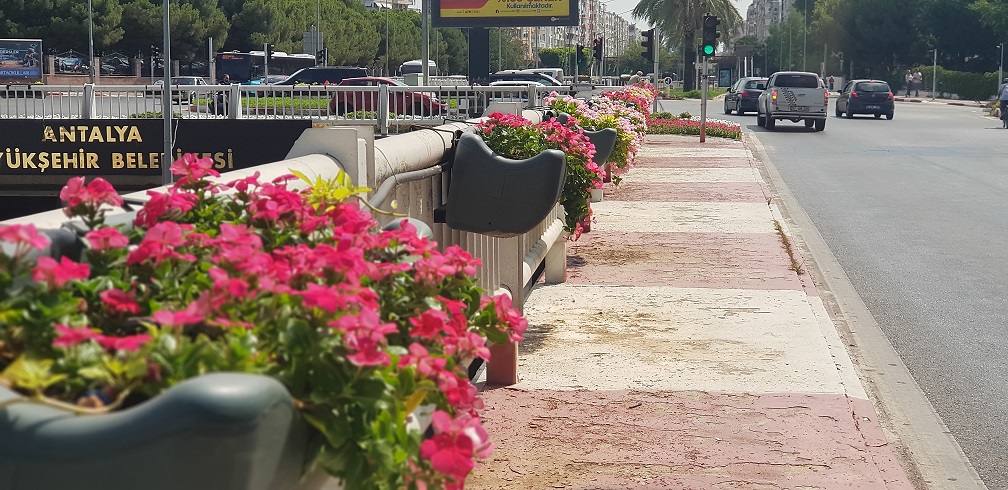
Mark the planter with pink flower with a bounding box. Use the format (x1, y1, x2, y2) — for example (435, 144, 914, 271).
(0, 155, 527, 490)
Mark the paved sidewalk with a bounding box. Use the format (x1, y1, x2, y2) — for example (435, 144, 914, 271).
(469, 134, 915, 489)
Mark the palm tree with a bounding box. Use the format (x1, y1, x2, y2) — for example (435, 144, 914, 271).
(633, 0, 742, 90)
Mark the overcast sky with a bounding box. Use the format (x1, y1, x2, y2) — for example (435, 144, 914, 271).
(607, 0, 751, 28)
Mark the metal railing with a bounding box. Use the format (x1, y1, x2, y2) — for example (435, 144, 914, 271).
(1, 83, 590, 134)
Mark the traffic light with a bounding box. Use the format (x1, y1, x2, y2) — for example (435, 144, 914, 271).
(316, 48, 327, 65)
(265, 43, 275, 60)
(702, 14, 720, 57)
(576, 44, 586, 64)
(640, 29, 654, 62)
(593, 38, 604, 61)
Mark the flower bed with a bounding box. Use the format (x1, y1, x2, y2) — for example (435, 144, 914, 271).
(648, 116, 742, 140)
(0, 155, 528, 489)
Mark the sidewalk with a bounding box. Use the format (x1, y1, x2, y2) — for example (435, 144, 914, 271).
(469, 134, 915, 489)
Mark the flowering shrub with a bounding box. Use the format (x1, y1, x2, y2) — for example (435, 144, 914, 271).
(648, 116, 742, 140)
(475, 112, 601, 240)
(0, 155, 528, 489)
(544, 84, 653, 185)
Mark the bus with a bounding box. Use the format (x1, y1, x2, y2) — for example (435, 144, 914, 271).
(215, 50, 316, 83)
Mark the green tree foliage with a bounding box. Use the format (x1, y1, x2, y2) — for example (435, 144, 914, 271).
(371, 8, 421, 75)
(432, 28, 468, 76)
(489, 28, 529, 71)
(632, 0, 742, 90)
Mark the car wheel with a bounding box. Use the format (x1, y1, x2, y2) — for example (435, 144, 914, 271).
(885, 112, 894, 120)
(804, 119, 814, 128)
(814, 118, 826, 131)
(757, 112, 766, 127)
(835, 105, 842, 117)
(874, 113, 882, 119)
(736, 101, 744, 115)
(845, 109, 854, 119)
(765, 113, 776, 130)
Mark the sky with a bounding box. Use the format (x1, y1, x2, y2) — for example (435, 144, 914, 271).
(607, 0, 751, 28)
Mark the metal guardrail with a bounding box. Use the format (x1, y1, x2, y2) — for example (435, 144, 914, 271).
(1, 83, 589, 134)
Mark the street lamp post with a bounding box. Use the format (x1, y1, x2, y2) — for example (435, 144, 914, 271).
(87, 0, 95, 83)
(998, 43, 1004, 90)
(931, 48, 937, 100)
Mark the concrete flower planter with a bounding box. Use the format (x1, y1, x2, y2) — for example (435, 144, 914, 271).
(0, 373, 319, 490)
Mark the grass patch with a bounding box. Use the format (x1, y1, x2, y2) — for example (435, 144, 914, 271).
(774, 219, 804, 275)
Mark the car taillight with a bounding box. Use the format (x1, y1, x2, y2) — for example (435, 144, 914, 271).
(739, 89, 749, 98)
(771, 89, 777, 103)
(850, 91, 858, 98)
(887, 92, 894, 100)
(824, 90, 829, 105)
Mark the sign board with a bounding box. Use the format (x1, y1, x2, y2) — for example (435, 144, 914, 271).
(718, 68, 732, 87)
(0, 39, 43, 84)
(0, 119, 311, 196)
(663, 76, 673, 86)
(431, 0, 578, 28)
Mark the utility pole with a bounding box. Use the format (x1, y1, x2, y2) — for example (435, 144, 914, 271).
(931, 48, 937, 100)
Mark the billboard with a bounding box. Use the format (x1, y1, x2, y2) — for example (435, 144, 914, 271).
(431, 0, 578, 28)
(0, 39, 43, 84)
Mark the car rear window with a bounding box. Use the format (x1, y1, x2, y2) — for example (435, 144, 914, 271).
(744, 80, 765, 89)
(774, 74, 820, 88)
(854, 82, 891, 92)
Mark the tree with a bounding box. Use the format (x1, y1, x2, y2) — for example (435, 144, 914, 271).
(633, 0, 742, 91)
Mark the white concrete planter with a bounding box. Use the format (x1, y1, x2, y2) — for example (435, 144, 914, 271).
(590, 188, 604, 202)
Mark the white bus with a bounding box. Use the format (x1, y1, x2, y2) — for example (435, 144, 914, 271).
(399, 59, 438, 76)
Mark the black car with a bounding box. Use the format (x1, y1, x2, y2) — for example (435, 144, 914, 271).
(835, 79, 894, 119)
(724, 77, 768, 115)
(274, 66, 367, 86)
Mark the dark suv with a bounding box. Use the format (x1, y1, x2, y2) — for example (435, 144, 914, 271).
(835, 79, 894, 119)
(275, 66, 367, 86)
(724, 77, 768, 115)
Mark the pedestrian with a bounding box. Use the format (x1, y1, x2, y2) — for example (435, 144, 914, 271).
(998, 77, 1008, 128)
(904, 70, 913, 97)
(629, 71, 642, 85)
(913, 70, 923, 97)
(828, 76, 834, 91)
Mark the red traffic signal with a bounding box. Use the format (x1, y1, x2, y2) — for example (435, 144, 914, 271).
(640, 29, 654, 62)
(593, 38, 604, 61)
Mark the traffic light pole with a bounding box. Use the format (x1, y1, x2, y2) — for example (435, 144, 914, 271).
(652, 29, 659, 114)
(700, 57, 707, 143)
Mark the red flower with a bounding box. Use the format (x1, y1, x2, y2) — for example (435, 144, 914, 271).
(32, 256, 90, 288)
(100, 288, 141, 315)
(97, 333, 152, 352)
(52, 324, 101, 348)
(86, 227, 129, 251)
(0, 223, 50, 250)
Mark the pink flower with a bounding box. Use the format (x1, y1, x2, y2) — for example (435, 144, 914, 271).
(0, 223, 50, 250)
(420, 411, 493, 482)
(85, 227, 128, 250)
(151, 298, 209, 328)
(59, 177, 123, 217)
(170, 153, 220, 185)
(399, 343, 447, 377)
(330, 310, 399, 367)
(97, 333, 152, 352)
(32, 256, 90, 288)
(100, 288, 141, 315)
(409, 309, 448, 339)
(52, 324, 101, 348)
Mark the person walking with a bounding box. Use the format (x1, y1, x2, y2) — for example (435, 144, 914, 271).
(629, 71, 642, 85)
(998, 77, 1008, 128)
(912, 70, 923, 97)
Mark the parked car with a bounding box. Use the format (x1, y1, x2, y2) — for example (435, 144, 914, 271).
(487, 80, 545, 103)
(835, 79, 894, 120)
(166, 76, 208, 103)
(756, 71, 828, 131)
(724, 77, 768, 115)
(329, 76, 445, 116)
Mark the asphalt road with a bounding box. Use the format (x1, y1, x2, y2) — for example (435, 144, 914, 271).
(660, 95, 1008, 488)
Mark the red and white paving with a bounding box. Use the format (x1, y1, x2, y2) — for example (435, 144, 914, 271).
(470, 134, 915, 489)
